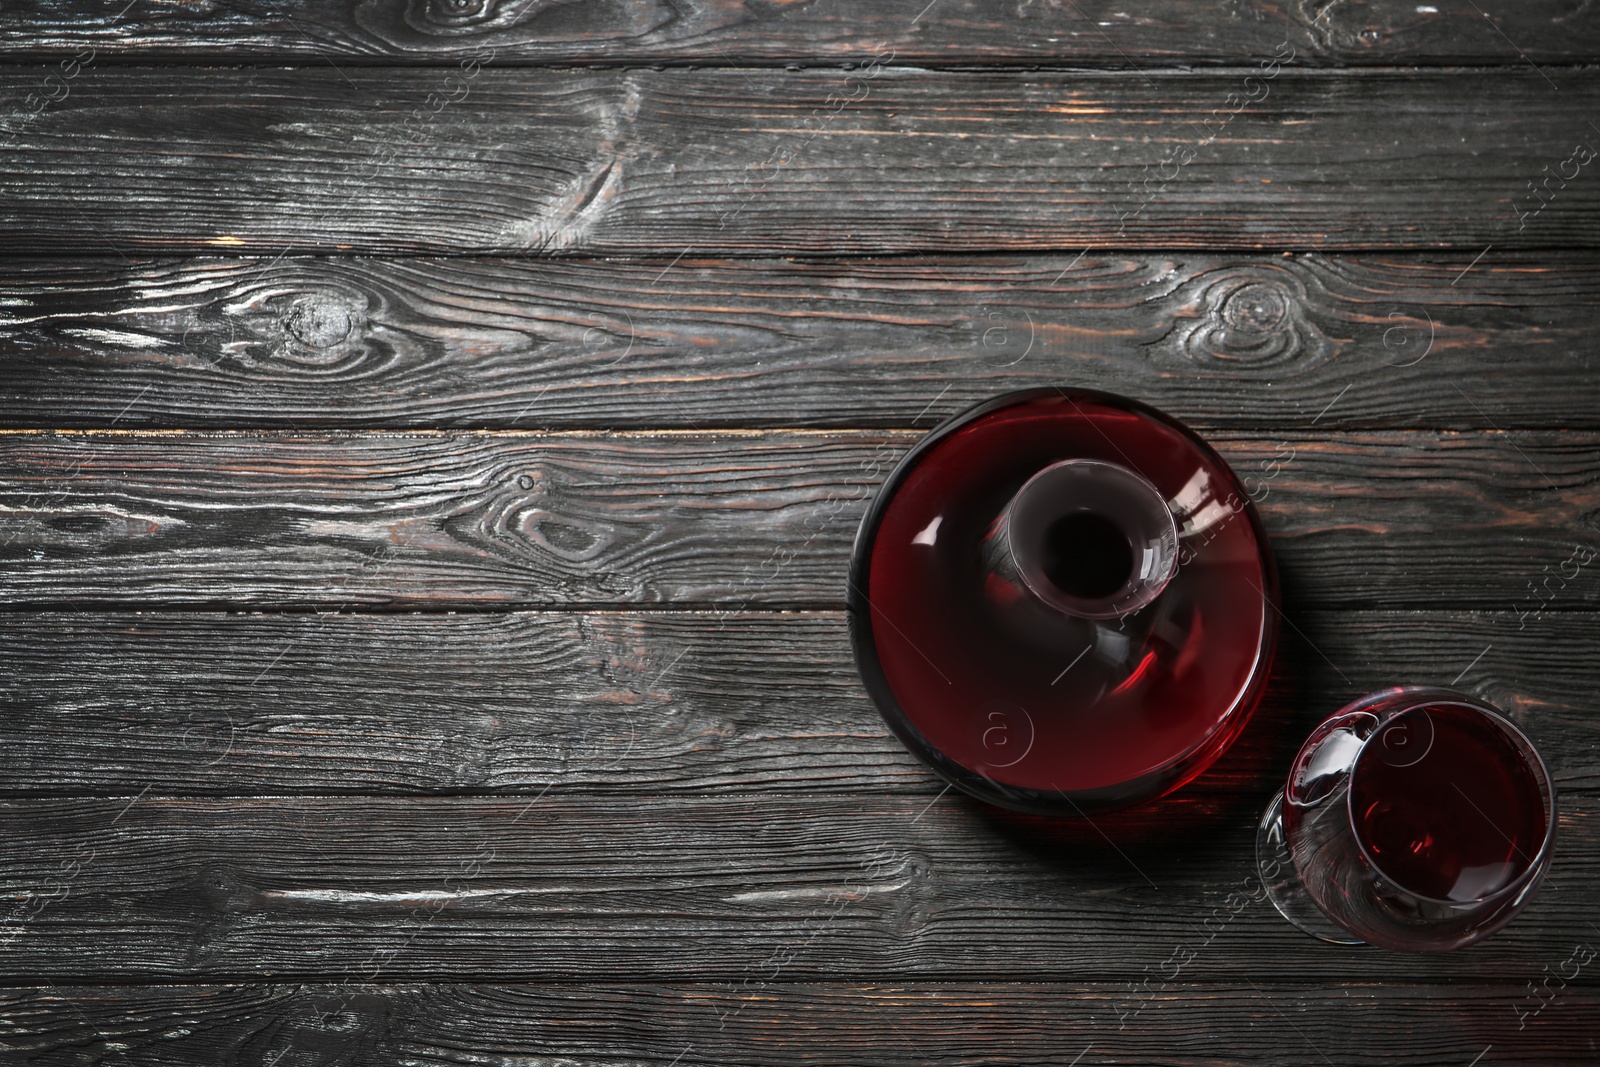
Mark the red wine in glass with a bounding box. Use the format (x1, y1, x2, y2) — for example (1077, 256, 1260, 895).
(849, 388, 1277, 814)
(1258, 687, 1556, 951)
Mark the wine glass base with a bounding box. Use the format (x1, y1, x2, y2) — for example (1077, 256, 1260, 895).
(1256, 791, 1366, 946)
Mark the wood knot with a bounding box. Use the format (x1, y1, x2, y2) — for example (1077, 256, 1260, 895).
(245, 991, 390, 1067)
(220, 271, 382, 375)
(198, 865, 260, 914)
(515, 508, 612, 562)
(394, 0, 666, 39)
(1163, 264, 1333, 371)
(0, 503, 180, 552)
(424, 0, 497, 25)
(1221, 282, 1288, 336)
(285, 295, 356, 351)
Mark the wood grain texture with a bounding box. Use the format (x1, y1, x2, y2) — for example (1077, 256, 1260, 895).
(2, 252, 1596, 431)
(0, 610, 1591, 796)
(1, 0, 1598, 67)
(0, 430, 1594, 610)
(0, 982, 1594, 1066)
(0, 2, 1595, 1060)
(0, 793, 1592, 983)
(4, 68, 1598, 255)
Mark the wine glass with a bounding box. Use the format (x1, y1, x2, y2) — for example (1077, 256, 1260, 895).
(1257, 686, 1557, 951)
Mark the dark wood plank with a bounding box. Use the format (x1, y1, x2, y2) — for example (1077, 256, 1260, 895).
(1, 981, 1593, 1066)
(0, 793, 1592, 982)
(3, 252, 1595, 431)
(0, 430, 1594, 610)
(4, 68, 1597, 255)
(2, 0, 1598, 67)
(0, 610, 1591, 795)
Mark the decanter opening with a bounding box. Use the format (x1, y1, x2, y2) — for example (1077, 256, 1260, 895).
(1041, 512, 1132, 599)
(996, 458, 1179, 621)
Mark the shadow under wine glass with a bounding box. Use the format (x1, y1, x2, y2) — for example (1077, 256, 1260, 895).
(1257, 686, 1557, 952)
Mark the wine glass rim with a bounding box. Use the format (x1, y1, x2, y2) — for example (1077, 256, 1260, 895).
(1343, 690, 1558, 907)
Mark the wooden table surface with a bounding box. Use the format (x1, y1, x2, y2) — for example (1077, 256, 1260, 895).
(1, 3, 1597, 1064)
